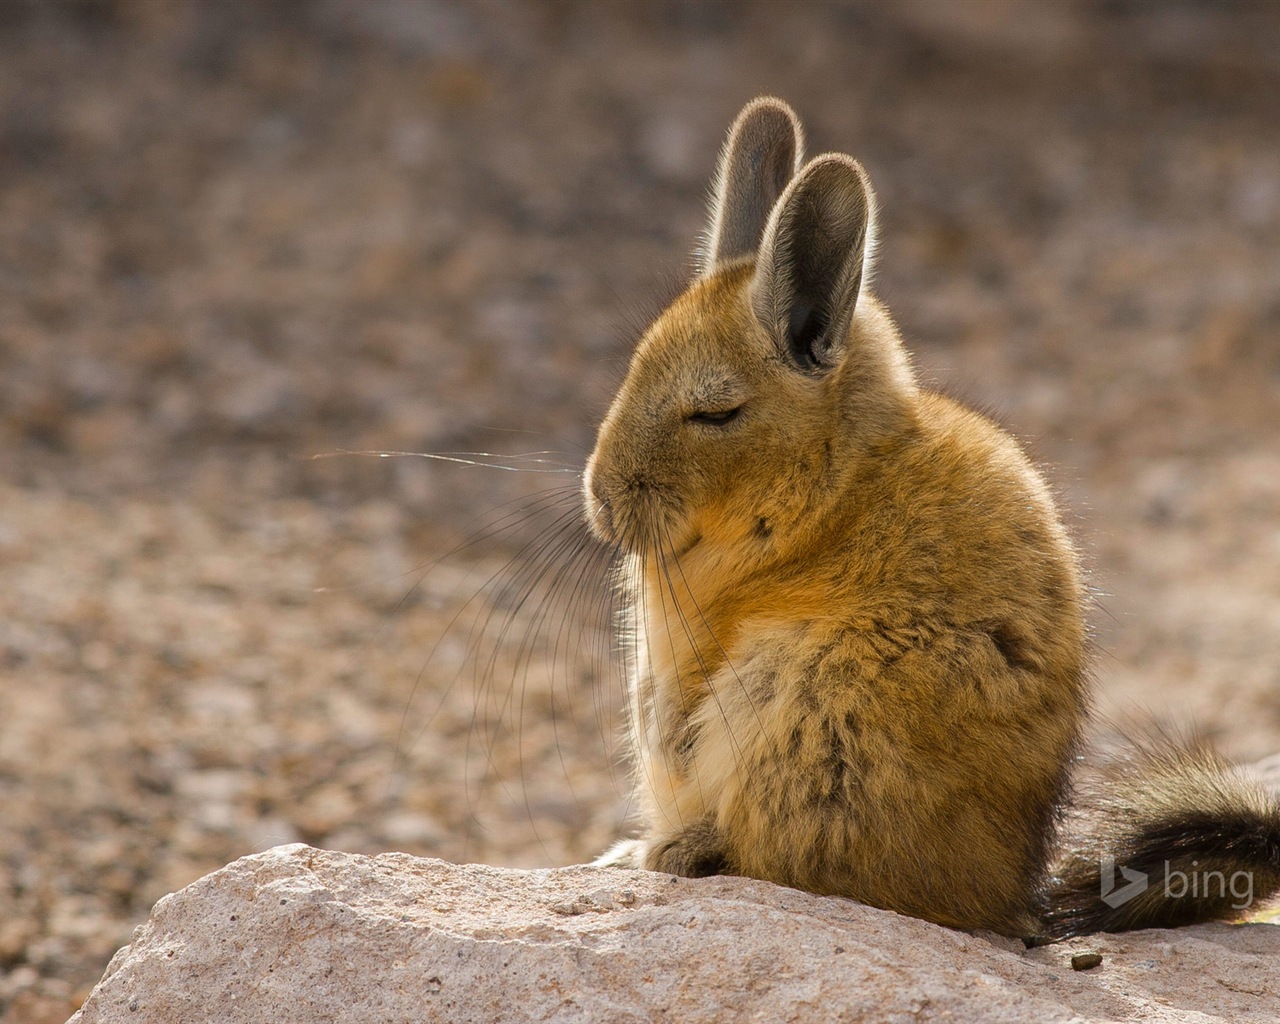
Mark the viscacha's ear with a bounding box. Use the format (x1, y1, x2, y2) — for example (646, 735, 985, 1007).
(750, 154, 876, 372)
(698, 97, 804, 276)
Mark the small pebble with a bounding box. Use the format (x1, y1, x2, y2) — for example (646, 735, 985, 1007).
(1072, 951, 1103, 971)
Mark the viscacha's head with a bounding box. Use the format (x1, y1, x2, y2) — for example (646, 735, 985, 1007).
(584, 98, 917, 562)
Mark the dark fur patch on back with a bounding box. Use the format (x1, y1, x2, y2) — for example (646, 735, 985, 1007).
(981, 620, 1037, 673)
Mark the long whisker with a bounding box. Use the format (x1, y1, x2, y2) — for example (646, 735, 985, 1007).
(541, 525, 617, 774)
(309, 449, 582, 474)
(577, 503, 635, 814)
(511, 524, 615, 853)
(398, 494, 586, 823)
(495, 515, 607, 856)
(469, 507, 594, 728)
(390, 485, 585, 786)
(394, 480, 628, 863)
(574, 544, 626, 780)
(453, 502, 591, 819)
(454, 507, 593, 861)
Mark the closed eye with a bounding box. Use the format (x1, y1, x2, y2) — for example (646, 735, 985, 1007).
(687, 406, 742, 426)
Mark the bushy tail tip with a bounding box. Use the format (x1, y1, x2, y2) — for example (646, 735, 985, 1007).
(1040, 736, 1280, 940)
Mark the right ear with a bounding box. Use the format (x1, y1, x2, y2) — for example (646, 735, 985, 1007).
(750, 154, 876, 372)
(697, 97, 804, 276)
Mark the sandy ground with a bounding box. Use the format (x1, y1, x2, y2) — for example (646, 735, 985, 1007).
(1, 2, 1278, 1020)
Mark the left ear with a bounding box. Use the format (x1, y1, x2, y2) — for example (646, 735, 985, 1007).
(750, 154, 877, 371)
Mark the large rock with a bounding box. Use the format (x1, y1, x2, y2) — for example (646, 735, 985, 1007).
(69, 845, 1277, 1024)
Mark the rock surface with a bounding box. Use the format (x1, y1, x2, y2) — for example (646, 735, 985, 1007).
(69, 845, 1279, 1024)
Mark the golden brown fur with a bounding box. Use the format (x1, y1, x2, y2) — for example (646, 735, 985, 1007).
(584, 99, 1280, 940)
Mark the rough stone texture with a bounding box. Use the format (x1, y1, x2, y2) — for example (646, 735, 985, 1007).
(69, 845, 1279, 1024)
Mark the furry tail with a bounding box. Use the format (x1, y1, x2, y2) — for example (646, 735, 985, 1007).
(1040, 737, 1280, 940)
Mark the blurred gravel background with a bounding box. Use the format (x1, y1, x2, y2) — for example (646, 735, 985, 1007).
(2, 2, 1279, 1019)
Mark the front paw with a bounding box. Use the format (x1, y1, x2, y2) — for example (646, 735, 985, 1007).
(593, 838, 647, 869)
(594, 821, 728, 878)
(644, 820, 728, 878)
